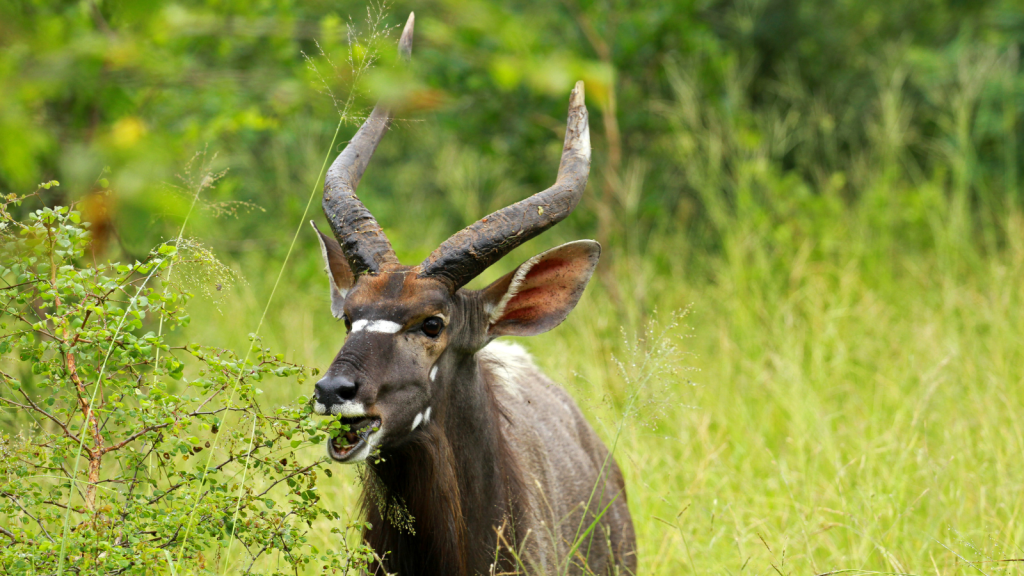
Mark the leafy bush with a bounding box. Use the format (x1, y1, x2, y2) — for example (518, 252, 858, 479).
(0, 189, 370, 574)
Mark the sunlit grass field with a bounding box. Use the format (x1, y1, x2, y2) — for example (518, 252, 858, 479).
(169, 50, 1024, 573)
(173, 57, 1024, 572)
(188, 151, 1024, 574)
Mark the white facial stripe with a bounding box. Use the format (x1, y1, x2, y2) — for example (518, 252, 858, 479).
(350, 319, 403, 334)
(429, 365, 438, 382)
(424, 406, 432, 423)
(411, 412, 423, 431)
(367, 320, 402, 333)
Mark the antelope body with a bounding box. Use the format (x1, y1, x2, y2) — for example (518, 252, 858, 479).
(309, 13, 636, 575)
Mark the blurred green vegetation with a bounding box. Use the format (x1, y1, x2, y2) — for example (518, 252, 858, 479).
(5, 0, 1022, 274)
(4, 0, 1024, 573)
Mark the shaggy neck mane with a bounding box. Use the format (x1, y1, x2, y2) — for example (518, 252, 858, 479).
(361, 353, 527, 576)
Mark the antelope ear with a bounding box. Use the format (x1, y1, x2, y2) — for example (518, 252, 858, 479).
(481, 240, 600, 338)
(311, 221, 354, 319)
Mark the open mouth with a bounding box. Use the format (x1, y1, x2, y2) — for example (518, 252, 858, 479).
(327, 416, 382, 461)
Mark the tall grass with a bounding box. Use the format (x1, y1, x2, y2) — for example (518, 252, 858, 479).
(168, 40, 1024, 574)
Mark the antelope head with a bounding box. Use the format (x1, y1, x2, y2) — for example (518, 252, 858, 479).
(311, 13, 597, 463)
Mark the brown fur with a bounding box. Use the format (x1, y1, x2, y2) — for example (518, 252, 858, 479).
(356, 340, 635, 575)
(363, 426, 469, 575)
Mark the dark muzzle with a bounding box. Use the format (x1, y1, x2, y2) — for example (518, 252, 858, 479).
(314, 374, 358, 406)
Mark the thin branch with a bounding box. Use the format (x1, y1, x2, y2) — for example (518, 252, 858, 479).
(11, 454, 63, 473)
(0, 388, 91, 455)
(212, 441, 266, 472)
(123, 441, 158, 509)
(2, 492, 55, 542)
(102, 422, 174, 454)
(41, 499, 89, 515)
(146, 481, 187, 506)
(254, 461, 322, 500)
(0, 279, 46, 291)
(156, 524, 184, 549)
(243, 511, 298, 573)
(5, 307, 58, 340)
(0, 525, 24, 543)
(104, 406, 231, 454)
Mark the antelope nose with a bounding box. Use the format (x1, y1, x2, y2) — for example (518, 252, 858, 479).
(315, 375, 358, 405)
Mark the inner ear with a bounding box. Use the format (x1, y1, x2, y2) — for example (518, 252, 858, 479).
(480, 240, 600, 338)
(311, 221, 354, 319)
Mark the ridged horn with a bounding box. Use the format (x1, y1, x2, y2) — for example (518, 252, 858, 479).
(321, 12, 415, 276)
(419, 81, 591, 290)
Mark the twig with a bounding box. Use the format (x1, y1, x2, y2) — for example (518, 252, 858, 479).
(253, 461, 321, 499)
(123, 441, 158, 507)
(102, 422, 174, 454)
(105, 406, 237, 455)
(0, 280, 45, 291)
(0, 388, 91, 454)
(147, 482, 187, 507)
(41, 500, 88, 515)
(157, 524, 184, 549)
(0, 525, 23, 542)
(212, 442, 266, 472)
(3, 492, 55, 542)
(243, 511, 298, 573)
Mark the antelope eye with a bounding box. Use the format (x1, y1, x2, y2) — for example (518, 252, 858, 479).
(422, 316, 444, 338)
(343, 315, 352, 333)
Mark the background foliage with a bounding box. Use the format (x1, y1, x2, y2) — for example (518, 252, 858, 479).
(3, 0, 1024, 574)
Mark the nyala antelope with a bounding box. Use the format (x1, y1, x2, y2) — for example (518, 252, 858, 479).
(310, 13, 636, 575)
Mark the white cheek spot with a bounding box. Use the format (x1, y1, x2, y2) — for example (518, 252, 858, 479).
(350, 319, 403, 334)
(429, 365, 438, 382)
(424, 406, 432, 423)
(411, 412, 423, 431)
(313, 402, 327, 415)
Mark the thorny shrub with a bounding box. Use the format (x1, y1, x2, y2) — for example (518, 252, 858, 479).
(0, 187, 372, 574)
